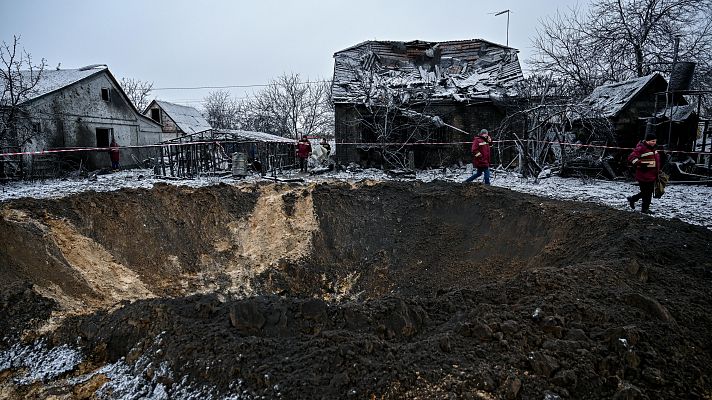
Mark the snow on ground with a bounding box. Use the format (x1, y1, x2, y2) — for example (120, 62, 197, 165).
(1, 167, 710, 229)
(0, 341, 83, 385)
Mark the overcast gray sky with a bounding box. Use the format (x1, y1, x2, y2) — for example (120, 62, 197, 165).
(1, 0, 585, 108)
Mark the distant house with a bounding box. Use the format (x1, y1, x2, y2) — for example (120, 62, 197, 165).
(143, 100, 212, 139)
(578, 73, 698, 163)
(331, 39, 523, 168)
(1, 65, 162, 174)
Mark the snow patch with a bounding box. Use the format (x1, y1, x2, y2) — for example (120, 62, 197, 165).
(1, 167, 711, 229)
(0, 341, 83, 384)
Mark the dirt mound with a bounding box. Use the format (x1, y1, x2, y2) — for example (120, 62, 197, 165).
(1, 181, 711, 399)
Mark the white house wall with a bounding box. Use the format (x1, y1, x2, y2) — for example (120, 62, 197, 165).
(25, 71, 162, 169)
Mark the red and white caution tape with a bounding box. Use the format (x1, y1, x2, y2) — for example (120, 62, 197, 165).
(2, 138, 711, 157)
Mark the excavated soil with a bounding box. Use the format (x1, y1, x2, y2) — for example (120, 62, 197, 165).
(1, 181, 711, 399)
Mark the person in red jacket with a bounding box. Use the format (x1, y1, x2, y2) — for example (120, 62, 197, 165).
(109, 138, 120, 171)
(296, 136, 312, 173)
(464, 129, 492, 184)
(627, 133, 661, 214)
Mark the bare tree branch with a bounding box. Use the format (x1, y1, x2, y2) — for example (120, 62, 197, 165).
(531, 0, 712, 106)
(1, 35, 46, 149)
(119, 77, 153, 112)
(203, 90, 238, 130)
(235, 73, 333, 139)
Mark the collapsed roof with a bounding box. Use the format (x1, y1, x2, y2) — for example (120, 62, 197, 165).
(331, 39, 523, 105)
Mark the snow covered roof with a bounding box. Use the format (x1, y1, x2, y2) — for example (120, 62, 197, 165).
(1, 66, 106, 105)
(331, 39, 523, 104)
(214, 129, 294, 143)
(152, 100, 212, 134)
(579, 73, 665, 118)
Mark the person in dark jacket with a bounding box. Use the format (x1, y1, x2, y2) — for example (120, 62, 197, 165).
(296, 136, 312, 172)
(627, 133, 661, 214)
(109, 138, 120, 171)
(464, 129, 492, 184)
(320, 138, 331, 155)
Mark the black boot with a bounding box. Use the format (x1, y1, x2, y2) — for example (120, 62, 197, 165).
(626, 196, 635, 209)
(641, 209, 655, 215)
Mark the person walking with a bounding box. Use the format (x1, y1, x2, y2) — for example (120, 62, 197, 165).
(296, 136, 312, 173)
(627, 133, 660, 214)
(464, 129, 492, 184)
(109, 138, 120, 171)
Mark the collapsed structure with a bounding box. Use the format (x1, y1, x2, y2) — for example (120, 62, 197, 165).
(331, 39, 523, 168)
(575, 68, 706, 178)
(156, 128, 295, 178)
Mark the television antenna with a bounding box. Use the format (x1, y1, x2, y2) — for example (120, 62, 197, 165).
(494, 9, 511, 46)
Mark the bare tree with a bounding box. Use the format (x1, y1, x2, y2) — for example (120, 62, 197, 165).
(531, 7, 616, 96)
(203, 90, 238, 129)
(531, 0, 712, 99)
(0, 35, 46, 149)
(496, 74, 615, 178)
(236, 73, 333, 139)
(120, 77, 153, 112)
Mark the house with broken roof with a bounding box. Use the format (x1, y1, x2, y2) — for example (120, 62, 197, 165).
(1, 64, 162, 177)
(577, 73, 698, 170)
(143, 100, 212, 140)
(331, 39, 523, 168)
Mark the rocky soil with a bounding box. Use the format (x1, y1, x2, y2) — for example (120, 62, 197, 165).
(1, 181, 711, 399)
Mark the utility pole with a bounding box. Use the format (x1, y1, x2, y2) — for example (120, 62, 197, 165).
(495, 9, 510, 46)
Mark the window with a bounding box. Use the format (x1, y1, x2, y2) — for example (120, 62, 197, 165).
(101, 88, 110, 102)
(96, 128, 110, 147)
(150, 108, 161, 123)
(32, 121, 42, 133)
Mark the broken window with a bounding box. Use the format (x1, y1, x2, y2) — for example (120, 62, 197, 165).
(96, 128, 110, 147)
(101, 88, 110, 102)
(151, 108, 161, 123)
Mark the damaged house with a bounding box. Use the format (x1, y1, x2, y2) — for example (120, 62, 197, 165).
(1, 65, 162, 177)
(576, 72, 698, 174)
(331, 39, 523, 168)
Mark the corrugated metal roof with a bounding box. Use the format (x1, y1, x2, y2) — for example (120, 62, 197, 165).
(154, 100, 213, 134)
(1, 66, 105, 105)
(331, 39, 523, 104)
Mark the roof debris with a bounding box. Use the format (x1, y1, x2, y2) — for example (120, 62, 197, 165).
(331, 39, 523, 104)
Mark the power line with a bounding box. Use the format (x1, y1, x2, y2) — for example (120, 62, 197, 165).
(153, 80, 331, 91)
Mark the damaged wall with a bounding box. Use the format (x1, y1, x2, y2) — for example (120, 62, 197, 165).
(334, 101, 505, 168)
